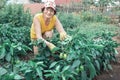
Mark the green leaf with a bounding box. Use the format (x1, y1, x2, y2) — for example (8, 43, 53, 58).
(95, 60, 100, 71)
(71, 60, 80, 69)
(44, 70, 53, 73)
(85, 56, 91, 62)
(62, 74, 66, 80)
(44, 73, 52, 77)
(25, 70, 32, 74)
(10, 46, 14, 56)
(75, 45, 79, 49)
(89, 62, 96, 79)
(56, 65, 60, 71)
(6, 53, 11, 62)
(22, 44, 32, 51)
(36, 67, 44, 80)
(36, 61, 43, 66)
(0, 47, 6, 59)
(11, 43, 17, 48)
(0, 67, 7, 76)
(43, 42, 46, 48)
(14, 74, 24, 80)
(49, 62, 58, 68)
(103, 62, 107, 70)
(17, 46, 22, 51)
(29, 61, 35, 68)
(114, 49, 118, 54)
(62, 66, 70, 72)
(81, 70, 87, 80)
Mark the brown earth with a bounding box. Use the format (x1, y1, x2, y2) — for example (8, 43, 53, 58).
(96, 36, 120, 80)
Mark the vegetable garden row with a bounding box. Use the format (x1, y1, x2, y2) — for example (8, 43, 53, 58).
(0, 4, 120, 80)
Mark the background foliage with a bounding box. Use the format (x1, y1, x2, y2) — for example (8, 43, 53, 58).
(0, 0, 120, 80)
(0, 4, 32, 27)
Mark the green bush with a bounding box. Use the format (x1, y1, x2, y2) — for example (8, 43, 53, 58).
(0, 4, 32, 60)
(76, 22, 119, 39)
(0, 4, 32, 27)
(0, 24, 31, 45)
(80, 11, 111, 23)
(0, 24, 31, 61)
(57, 12, 82, 29)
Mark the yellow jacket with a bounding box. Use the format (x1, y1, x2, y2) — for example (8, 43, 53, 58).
(30, 13, 56, 39)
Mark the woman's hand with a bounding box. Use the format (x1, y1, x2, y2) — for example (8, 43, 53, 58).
(47, 42, 56, 51)
(60, 32, 67, 41)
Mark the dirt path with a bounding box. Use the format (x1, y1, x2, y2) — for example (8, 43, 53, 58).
(96, 36, 120, 80)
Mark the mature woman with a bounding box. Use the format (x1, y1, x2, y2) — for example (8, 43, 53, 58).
(30, 1, 67, 55)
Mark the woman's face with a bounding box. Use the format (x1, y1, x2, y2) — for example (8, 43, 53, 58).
(43, 7, 55, 19)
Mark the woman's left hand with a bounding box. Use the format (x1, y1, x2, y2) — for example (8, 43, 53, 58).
(60, 32, 67, 41)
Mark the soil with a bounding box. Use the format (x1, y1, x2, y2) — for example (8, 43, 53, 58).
(96, 36, 120, 80)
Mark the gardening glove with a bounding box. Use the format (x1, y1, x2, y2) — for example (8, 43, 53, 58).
(48, 43, 56, 51)
(60, 32, 67, 41)
(48, 43, 60, 53)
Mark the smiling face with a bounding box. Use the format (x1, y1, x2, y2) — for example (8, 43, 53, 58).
(43, 7, 55, 19)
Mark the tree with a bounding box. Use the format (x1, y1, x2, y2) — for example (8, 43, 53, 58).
(94, 0, 119, 12)
(82, 0, 119, 13)
(30, 0, 41, 3)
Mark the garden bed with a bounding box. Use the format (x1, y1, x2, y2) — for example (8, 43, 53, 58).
(96, 35, 120, 80)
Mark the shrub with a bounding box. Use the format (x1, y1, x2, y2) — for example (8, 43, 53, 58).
(0, 24, 31, 61)
(57, 12, 82, 29)
(79, 11, 111, 23)
(0, 24, 30, 45)
(0, 4, 32, 27)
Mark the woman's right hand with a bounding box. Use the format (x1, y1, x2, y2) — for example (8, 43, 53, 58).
(47, 42, 56, 51)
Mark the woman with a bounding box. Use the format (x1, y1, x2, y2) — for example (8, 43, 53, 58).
(30, 1, 67, 55)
